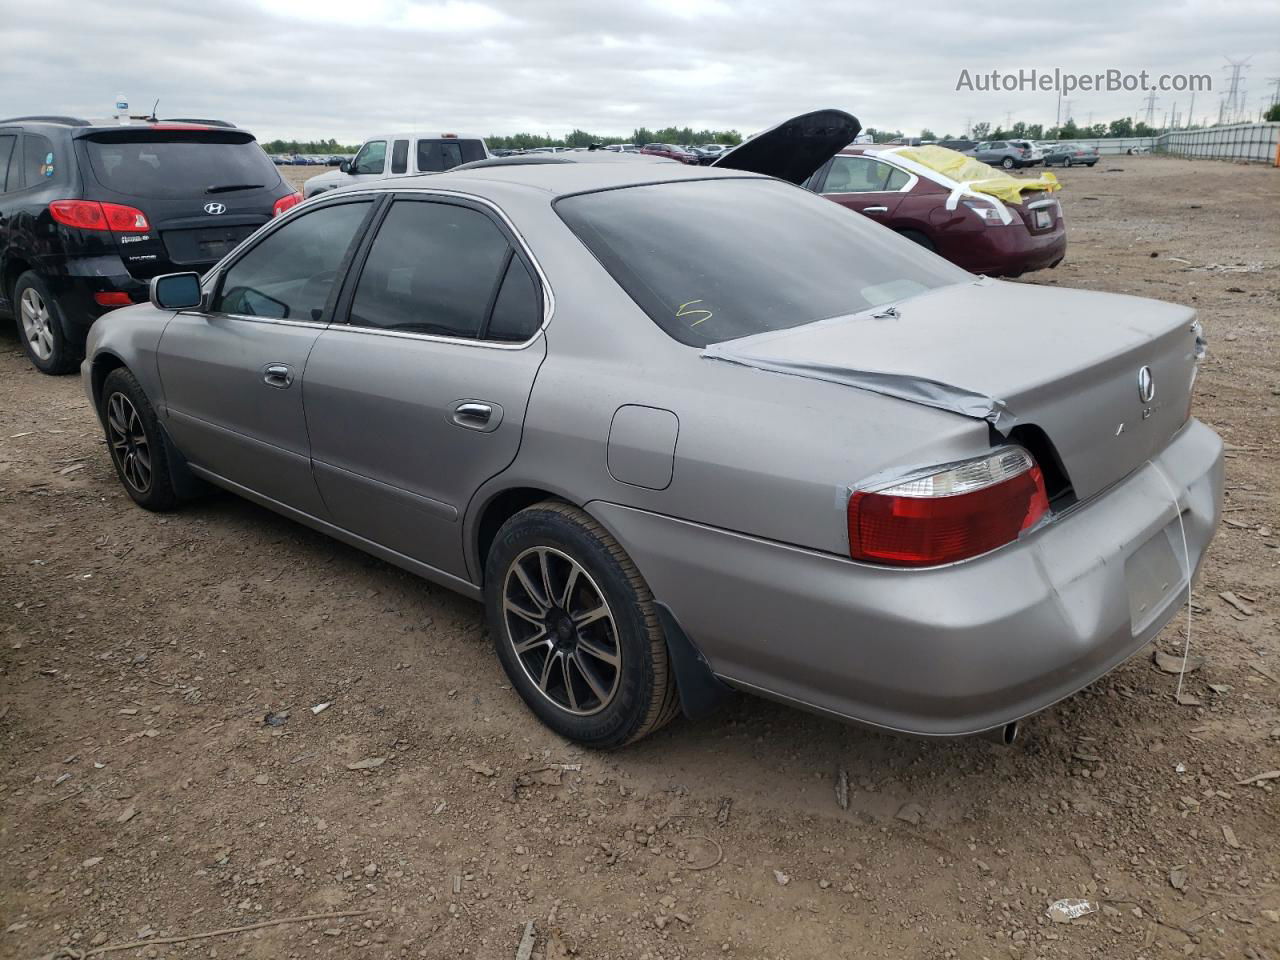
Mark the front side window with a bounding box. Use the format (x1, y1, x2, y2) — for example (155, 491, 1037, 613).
(557, 178, 967, 348)
(821, 156, 909, 193)
(348, 200, 515, 339)
(351, 140, 386, 175)
(213, 201, 371, 321)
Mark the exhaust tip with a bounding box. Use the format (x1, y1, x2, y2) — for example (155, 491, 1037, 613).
(979, 721, 1020, 746)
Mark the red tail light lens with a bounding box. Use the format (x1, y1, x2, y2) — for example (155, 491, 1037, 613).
(847, 447, 1050, 567)
(93, 291, 133, 307)
(273, 193, 303, 217)
(49, 200, 150, 232)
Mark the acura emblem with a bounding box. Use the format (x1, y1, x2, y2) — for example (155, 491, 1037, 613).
(203, 202, 226, 215)
(1137, 366, 1155, 403)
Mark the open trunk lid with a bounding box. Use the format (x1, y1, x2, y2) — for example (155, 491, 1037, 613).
(711, 109, 860, 185)
(75, 127, 286, 279)
(703, 279, 1201, 501)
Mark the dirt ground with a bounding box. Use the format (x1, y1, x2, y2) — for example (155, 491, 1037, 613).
(1, 156, 1277, 960)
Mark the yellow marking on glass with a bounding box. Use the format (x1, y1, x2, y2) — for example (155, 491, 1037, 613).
(676, 299, 713, 327)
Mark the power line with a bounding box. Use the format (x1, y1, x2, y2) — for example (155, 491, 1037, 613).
(1140, 92, 1159, 126)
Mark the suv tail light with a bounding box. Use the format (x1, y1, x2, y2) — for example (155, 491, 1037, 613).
(50, 200, 150, 232)
(847, 447, 1050, 567)
(273, 193, 303, 217)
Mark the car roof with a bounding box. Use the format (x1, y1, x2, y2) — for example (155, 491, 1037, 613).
(342, 152, 767, 200)
(362, 132, 486, 141)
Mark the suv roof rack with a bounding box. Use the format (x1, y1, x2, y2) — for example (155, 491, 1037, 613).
(0, 115, 91, 126)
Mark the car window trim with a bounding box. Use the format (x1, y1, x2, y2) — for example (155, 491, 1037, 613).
(202, 194, 382, 328)
(326, 188, 552, 352)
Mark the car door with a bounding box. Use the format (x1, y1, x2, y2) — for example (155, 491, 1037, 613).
(0, 128, 18, 315)
(813, 154, 912, 222)
(304, 194, 548, 581)
(157, 196, 377, 515)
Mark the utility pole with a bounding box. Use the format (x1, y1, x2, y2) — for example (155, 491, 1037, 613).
(1187, 90, 1196, 129)
(1062, 99, 1074, 124)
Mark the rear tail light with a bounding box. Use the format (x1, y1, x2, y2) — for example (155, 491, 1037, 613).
(273, 193, 303, 217)
(960, 197, 1003, 224)
(94, 291, 134, 307)
(847, 447, 1050, 567)
(49, 200, 150, 232)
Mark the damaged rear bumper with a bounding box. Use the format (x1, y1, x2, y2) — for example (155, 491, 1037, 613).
(587, 418, 1222, 737)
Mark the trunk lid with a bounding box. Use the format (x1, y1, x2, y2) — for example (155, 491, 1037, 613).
(711, 109, 861, 185)
(75, 127, 286, 279)
(703, 280, 1200, 501)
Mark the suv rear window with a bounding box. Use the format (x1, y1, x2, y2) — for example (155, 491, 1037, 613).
(84, 132, 281, 199)
(556, 178, 967, 347)
(416, 139, 485, 172)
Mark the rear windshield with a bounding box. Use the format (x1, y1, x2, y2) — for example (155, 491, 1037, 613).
(556, 178, 967, 347)
(84, 132, 282, 199)
(417, 139, 486, 172)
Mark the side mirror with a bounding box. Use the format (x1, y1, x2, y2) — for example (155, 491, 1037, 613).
(339, 160, 351, 173)
(150, 272, 203, 310)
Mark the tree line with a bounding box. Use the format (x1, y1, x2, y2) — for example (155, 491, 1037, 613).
(870, 115, 1236, 144)
(484, 127, 744, 150)
(260, 138, 361, 155)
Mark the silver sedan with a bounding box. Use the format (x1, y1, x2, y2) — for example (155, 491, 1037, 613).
(82, 113, 1222, 748)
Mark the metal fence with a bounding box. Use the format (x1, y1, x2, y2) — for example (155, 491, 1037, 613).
(1155, 123, 1280, 164)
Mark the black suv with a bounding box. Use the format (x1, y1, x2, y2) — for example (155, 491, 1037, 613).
(0, 116, 301, 373)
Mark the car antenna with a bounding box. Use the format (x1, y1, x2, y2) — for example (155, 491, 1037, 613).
(148, 99, 159, 122)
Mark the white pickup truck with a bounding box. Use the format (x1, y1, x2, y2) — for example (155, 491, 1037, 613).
(304, 132, 489, 198)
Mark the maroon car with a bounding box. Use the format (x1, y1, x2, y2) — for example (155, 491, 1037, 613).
(640, 143, 696, 164)
(800, 146, 1066, 277)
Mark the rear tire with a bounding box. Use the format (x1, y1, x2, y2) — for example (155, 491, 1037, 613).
(485, 501, 680, 748)
(13, 271, 79, 375)
(100, 367, 179, 511)
(1001, 157, 1015, 170)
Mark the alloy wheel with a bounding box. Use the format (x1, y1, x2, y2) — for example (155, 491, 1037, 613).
(19, 288, 55, 361)
(106, 392, 152, 494)
(502, 546, 622, 716)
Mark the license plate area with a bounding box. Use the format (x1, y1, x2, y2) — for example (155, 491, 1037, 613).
(1125, 524, 1185, 635)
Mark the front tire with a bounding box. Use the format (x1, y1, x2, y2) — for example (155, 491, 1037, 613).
(13, 271, 79, 375)
(485, 501, 679, 748)
(1063, 157, 1073, 168)
(100, 367, 179, 511)
(897, 229, 935, 253)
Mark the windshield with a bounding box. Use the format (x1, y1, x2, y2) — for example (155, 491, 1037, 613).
(85, 133, 282, 199)
(556, 178, 968, 347)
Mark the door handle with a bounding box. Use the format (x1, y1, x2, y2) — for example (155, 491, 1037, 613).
(863, 206, 889, 214)
(450, 400, 502, 433)
(262, 362, 294, 388)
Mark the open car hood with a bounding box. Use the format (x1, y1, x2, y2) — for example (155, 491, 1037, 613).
(710, 109, 861, 185)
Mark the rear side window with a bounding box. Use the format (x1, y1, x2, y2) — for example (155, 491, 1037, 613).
(213, 201, 371, 322)
(84, 133, 281, 199)
(348, 200, 517, 340)
(0, 135, 16, 192)
(486, 256, 541, 342)
(23, 134, 56, 185)
(557, 178, 966, 347)
(416, 139, 485, 172)
(391, 139, 409, 174)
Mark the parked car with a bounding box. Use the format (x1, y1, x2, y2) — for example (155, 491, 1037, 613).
(639, 143, 696, 164)
(973, 140, 1034, 169)
(85, 110, 1220, 750)
(605, 144, 640, 154)
(1044, 143, 1100, 167)
(0, 114, 300, 374)
(305, 132, 489, 198)
(937, 139, 977, 154)
(796, 145, 1065, 276)
(1007, 140, 1043, 165)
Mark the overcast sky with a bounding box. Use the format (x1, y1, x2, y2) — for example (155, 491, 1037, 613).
(2, 0, 1276, 142)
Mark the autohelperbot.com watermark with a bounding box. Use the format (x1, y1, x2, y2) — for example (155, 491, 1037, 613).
(956, 68, 1212, 96)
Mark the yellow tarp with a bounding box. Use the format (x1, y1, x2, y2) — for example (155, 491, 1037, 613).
(896, 145, 1061, 205)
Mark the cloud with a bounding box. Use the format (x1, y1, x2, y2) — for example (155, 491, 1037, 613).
(1, 0, 1274, 142)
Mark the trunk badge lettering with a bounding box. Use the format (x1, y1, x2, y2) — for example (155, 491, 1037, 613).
(1137, 366, 1155, 404)
(203, 202, 227, 215)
